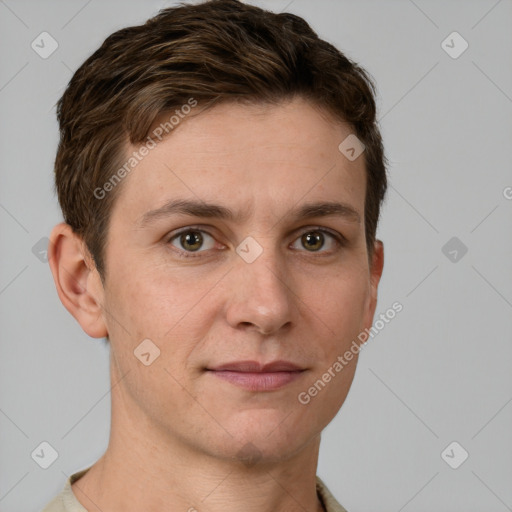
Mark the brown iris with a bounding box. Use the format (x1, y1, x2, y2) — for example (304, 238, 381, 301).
(180, 231, 203, 251)
(301, 231, 324, 251)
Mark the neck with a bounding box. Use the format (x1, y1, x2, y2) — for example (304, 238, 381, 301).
(72, 372, 325, 512)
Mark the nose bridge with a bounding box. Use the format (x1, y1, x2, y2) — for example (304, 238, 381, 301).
(225, 239, 294, 334)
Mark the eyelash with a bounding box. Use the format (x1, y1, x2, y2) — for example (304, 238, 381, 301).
(166, 226, 346, 259)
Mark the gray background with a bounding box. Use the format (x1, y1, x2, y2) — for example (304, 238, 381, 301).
(1, 0, 511, 511)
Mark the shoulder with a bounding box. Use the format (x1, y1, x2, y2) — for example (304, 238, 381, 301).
(40, 468, 90, 512)
(41, 493, 67, 512)
(316, 475, 350, 512)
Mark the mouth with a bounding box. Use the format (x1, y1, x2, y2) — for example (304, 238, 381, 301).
(205, 360, 306, 392)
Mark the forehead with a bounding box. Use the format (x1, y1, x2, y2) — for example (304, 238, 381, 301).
(112, 97, 367, 225)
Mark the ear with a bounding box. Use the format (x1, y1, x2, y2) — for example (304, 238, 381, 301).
(361, 239, 385, 333)
(48, 223, 108, 338)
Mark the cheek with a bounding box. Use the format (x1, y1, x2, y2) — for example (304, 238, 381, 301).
(303, 265, 370, 333)
(103, 265, 225, 384)
(294, 274, 367, 425)
(105, 262, 211, 338)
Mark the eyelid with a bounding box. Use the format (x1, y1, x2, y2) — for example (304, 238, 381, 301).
(167, 226, 222, 258)
(166, 224, 347, 258)
(294, 225, 346, 242)
(167, 225, 214, 243)
(289, 226, 346, 252)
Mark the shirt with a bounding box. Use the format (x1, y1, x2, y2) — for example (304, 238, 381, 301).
(41, 467, 348, 512)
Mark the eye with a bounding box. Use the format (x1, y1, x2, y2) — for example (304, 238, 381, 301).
(290, 229, 341, 253)
(168, 229, 216, 254)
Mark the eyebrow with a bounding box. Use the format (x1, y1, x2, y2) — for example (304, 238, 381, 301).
(138, 198, 361, 227)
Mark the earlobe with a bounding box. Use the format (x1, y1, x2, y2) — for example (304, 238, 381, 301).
(48, 223, 108, 338)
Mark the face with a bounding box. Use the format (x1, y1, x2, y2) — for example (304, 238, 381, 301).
(98, 97, 383, 464)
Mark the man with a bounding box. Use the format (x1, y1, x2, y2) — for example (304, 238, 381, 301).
(44, 0, 387, 510)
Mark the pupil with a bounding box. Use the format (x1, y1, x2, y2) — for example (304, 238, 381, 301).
(182, 231, 202, 251)
(302, 231, 323, 251)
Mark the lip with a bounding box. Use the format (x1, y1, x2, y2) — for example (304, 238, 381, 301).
(206, 360, 305, 392)
(208, 360, 303, 372)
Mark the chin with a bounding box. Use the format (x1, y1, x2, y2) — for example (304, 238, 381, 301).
(207, 409, 319, 466)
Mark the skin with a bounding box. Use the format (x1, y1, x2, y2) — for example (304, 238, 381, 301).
(49, 96, 384, 512)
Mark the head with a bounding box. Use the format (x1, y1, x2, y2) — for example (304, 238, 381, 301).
(50, 0, 386, 467)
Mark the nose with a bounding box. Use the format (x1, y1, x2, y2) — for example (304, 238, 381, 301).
(224, 245, 294, 336)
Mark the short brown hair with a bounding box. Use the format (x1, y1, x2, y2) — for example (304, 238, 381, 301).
(55, 0, 387, 278)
